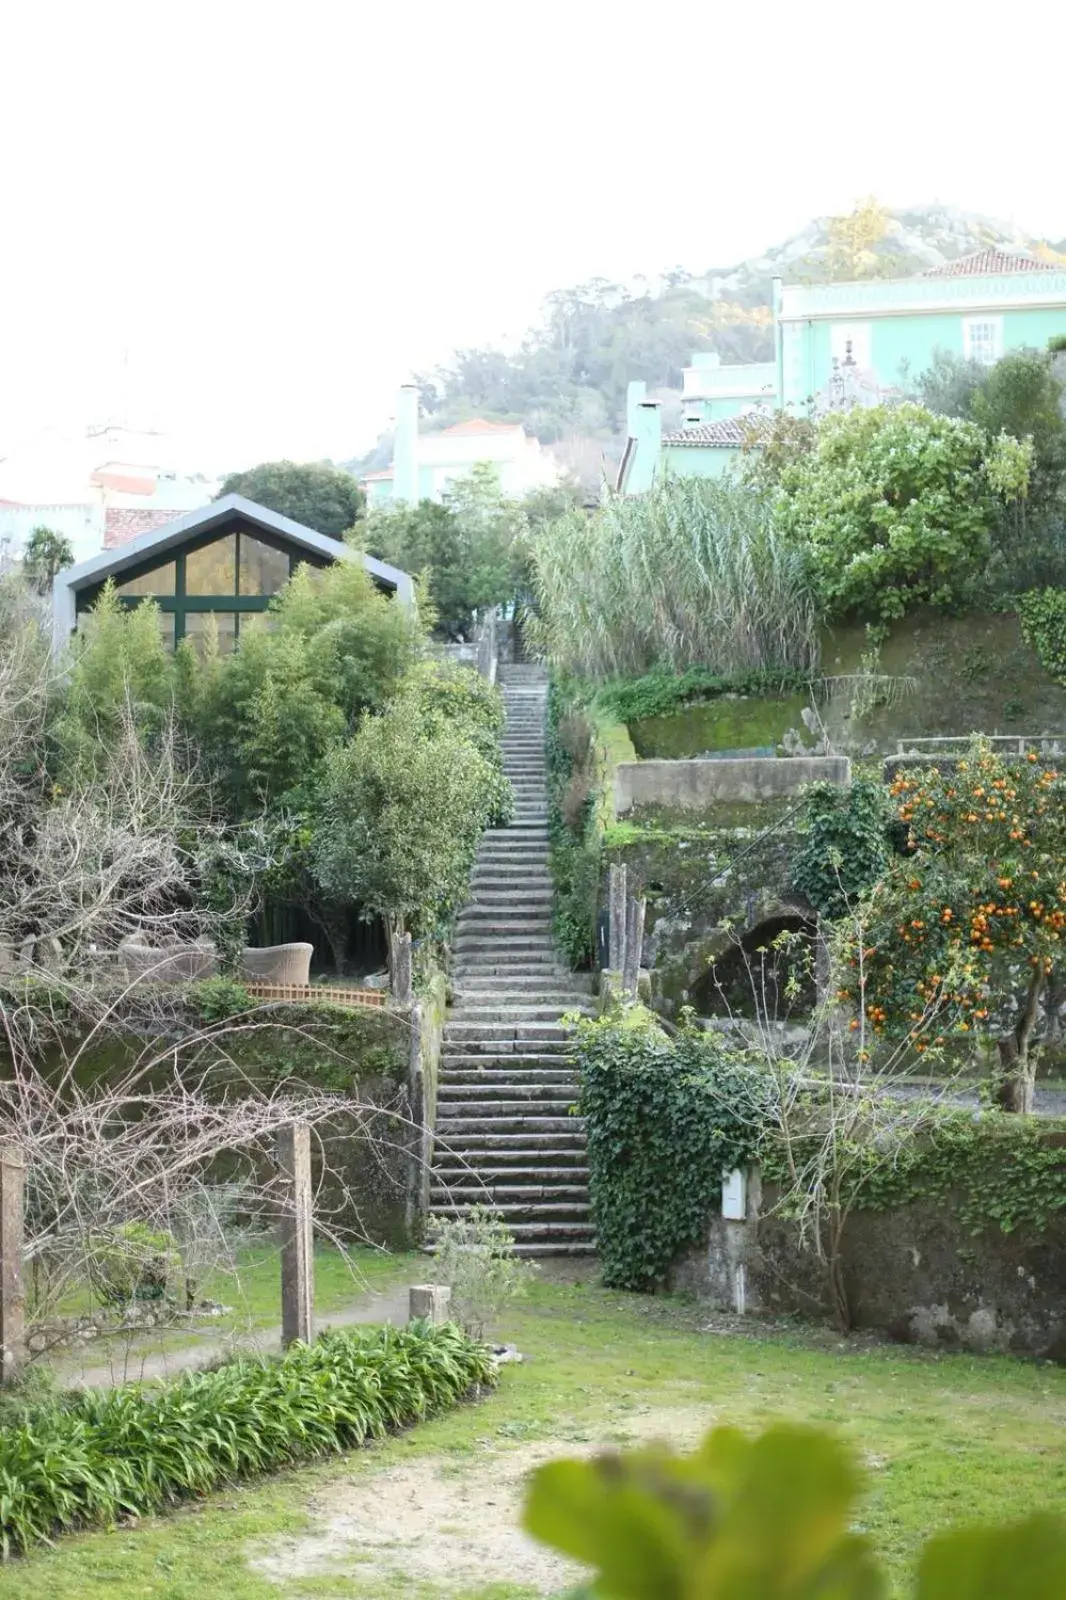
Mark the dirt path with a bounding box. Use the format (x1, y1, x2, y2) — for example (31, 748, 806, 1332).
(63, 1284, 413, 1389)
(251, 1403, 717, 1594)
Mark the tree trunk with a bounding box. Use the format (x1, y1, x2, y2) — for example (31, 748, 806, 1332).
(996, 972, 1044, 1114)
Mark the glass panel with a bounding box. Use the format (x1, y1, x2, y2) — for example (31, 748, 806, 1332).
(114, 560, 176, 597)
(183, 611, 237, 657)
(239, 534, 290, 596)
(185, 535, 237, 596)
(158, 611, 176, 651)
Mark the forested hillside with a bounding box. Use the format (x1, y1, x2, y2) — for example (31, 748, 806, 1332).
(353, 202, 1066, 481)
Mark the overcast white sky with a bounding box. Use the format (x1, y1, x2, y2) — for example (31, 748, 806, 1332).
(2, 0, 1064, 472)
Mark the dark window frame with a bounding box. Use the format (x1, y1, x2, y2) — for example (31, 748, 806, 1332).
(75, 522, 331, 646)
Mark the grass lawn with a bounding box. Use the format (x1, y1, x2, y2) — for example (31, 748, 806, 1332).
(49, 1243, 422, 1384)
(5, 1272, 1066, 1599)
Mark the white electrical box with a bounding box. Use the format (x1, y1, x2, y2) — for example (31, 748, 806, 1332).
(722, 1168, 747, 1221)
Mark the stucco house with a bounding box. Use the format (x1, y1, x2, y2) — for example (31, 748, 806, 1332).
(363, 385, 561, 507)
(52, 494, 414, 656)
(617, 250, 1066, 493)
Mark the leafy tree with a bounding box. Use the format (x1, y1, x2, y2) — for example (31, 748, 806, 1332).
(57, 586, 175, 777)
(825, 195, 892, 280)
(367, 465, 531, 639)
(217, 461, 364, 537)
(178, 560, 421, 812)
(313, 689, 509, 950)
(920, 348, 1066, 512)
(848, 743, 1066, 1112)
(22, 525, 74, 592)
(777, 403, 1032, 620)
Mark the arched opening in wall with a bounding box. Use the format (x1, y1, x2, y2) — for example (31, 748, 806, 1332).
(693, 913, 817, 1023)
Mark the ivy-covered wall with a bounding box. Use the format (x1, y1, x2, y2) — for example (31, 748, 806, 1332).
(672, 1122, 1066, 1358)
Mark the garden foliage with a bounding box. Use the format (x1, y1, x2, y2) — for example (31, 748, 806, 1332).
(776, 404, 1031, 621)
(524, 1421, 1066, 1599)
(791, 780, 893, 921)
(530, 476, 819, 682)
(846, 742, 1066, 1109)
(1016, 587, 1066, 684)
(575, 1013, 770, 1289)
(0, 1322, 494, 1556)
(429, 1205, 536, 1340)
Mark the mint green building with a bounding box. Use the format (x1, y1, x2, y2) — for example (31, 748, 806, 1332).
(617, 250, 1066, 494)
(776, 249, 1066, 409)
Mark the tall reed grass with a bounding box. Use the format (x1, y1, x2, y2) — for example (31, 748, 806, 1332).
(529, 476, 819, 682)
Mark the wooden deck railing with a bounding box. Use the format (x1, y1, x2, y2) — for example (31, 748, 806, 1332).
(243, 983, 388, 1010)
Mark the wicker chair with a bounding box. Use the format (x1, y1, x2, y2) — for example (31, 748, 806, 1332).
(240, 943, 314, 985)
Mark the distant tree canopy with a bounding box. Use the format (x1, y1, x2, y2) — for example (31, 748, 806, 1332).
(413, 280, 774, 446)
(22, 525, 74, 592)
(217, 461, 364, 538)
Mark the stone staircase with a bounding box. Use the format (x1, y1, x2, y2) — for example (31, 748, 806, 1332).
(429, 663, 595, 1257)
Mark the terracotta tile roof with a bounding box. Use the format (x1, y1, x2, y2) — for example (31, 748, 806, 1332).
(438, 419, 523, 437)
(922, 250, 1056, 278)
(362, 468, 393, 482)
(663, 412, 775, 448)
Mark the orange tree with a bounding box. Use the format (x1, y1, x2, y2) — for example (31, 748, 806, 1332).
(847, 742, 1066, 1111)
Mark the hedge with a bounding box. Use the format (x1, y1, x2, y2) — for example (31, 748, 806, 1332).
(0, 1322, 494, 1557)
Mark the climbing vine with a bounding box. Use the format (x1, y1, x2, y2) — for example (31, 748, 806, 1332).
(1017, 588, 1066, 684)
(790, 779, 894, 921)
(575, 1013, 771, 1288)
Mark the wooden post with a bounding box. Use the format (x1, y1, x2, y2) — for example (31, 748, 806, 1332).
(277, 1123, 313, 1348)
(622, 895, 646, 1001)
(0, 1143, 26, 1382)
(609, 863, 627, 972)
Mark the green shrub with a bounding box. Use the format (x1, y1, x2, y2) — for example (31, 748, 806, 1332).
(1050, 333, 1066, 354)
(88, 1222, 180, 1306)
(429, 1206, 537, 1339)
(777, 403, 1032, 621)
(0, 1322, 494, 1556)
(546, 682, 601, 969)
(576, 1014, 771, 1288)
(189, 975, 253, 1022)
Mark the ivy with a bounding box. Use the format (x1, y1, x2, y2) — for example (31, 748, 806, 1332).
(546, 681, 601, 969)
(790, 779, 894, 921)
(761, 1108, 1066, 1240)
(575, 1014, 771, 1288)
(848, 1111, 1066, 1238)
(1016, 588, 1066, 683)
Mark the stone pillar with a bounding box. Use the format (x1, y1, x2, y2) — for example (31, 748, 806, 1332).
(391, 931, 413, 1004)
(622, 895, 646, 1000)
(608, 863, 627, 972)
(0, 1143, 26, 1382)
(409, 1284, 452, 1324)
(277, 1123, 313, 1348)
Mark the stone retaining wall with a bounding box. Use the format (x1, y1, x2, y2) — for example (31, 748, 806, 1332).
(614, 756, 851, 816)
(670, 1167, 1066, 1358)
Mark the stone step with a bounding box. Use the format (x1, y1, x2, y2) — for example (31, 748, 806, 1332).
(430, 1201, 591, 1224)
(448, 1004, 582, 1023)
(438, 1081, 578, 1102)
(435, 1120, 582, 1145)
(435, 1130, 587, 1153)
(440, 1070, 579, 1090)
(455, 921, 554, 939)
(455, 974, 587, 993)
(442, 1037, 574, 1057)
(453, 936, 556, 952)
(430, 1179, 588, 1201)
(441, 1050, 578, 1069)
(453, 963, 569, 978)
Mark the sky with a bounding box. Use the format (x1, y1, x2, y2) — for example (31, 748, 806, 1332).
(2, 0, 1065, 474)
